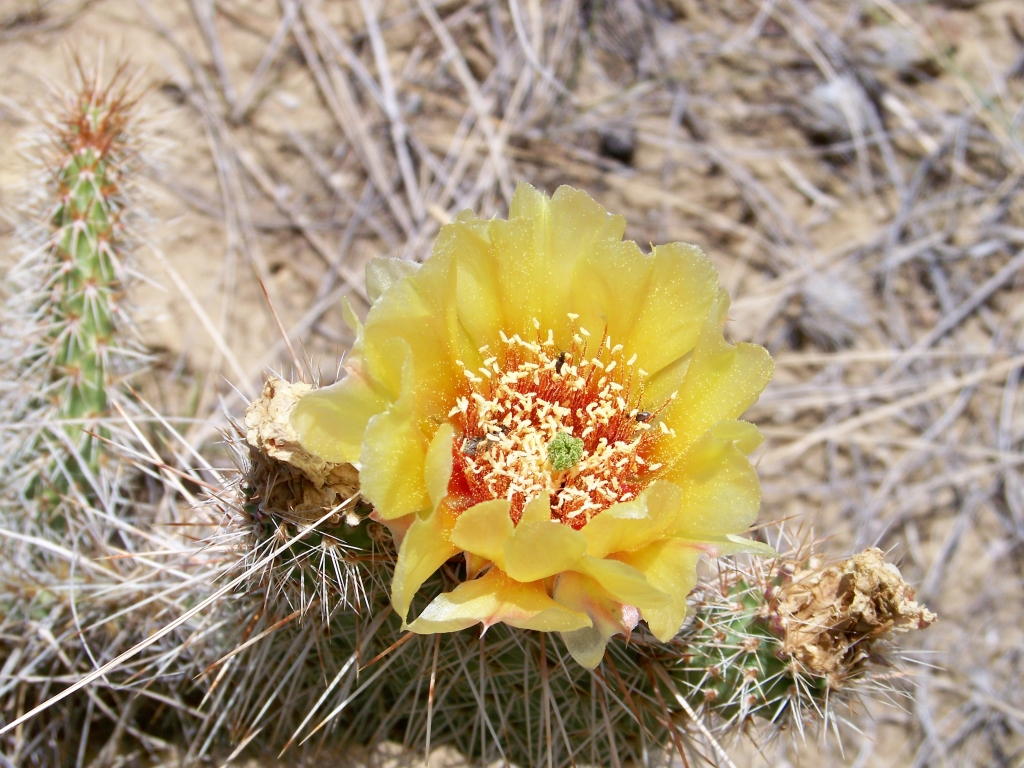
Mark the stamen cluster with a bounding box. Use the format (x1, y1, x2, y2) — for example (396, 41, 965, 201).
(445, 315, 673, 528)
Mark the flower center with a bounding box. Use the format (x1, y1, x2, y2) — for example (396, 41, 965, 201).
(445, 316, 672, 529)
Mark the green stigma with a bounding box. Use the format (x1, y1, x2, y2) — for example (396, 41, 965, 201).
(548, 432, 584, 472)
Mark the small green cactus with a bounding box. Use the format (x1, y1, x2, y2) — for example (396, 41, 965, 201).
(676, 576, 808, 723)
(44, 70, 138, 478)
(51, 113, 124, 421)
(2, 62, 142, 498)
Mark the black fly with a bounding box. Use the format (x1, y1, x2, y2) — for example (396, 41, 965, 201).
(555, 351, 568, 375)
(635, 411, 652, 423)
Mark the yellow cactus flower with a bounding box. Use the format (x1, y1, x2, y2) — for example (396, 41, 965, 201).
(292, 183, 774, 668)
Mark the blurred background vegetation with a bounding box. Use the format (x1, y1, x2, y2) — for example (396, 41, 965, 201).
(1, 0, 1022, 765)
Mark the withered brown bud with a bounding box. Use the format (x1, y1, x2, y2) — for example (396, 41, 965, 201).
(243, 378, 361, 524)
(774, 547, 936, 679)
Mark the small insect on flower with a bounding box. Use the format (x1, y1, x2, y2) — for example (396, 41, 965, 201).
(461, 436, 488, 456)
(291, 183, 775, 668)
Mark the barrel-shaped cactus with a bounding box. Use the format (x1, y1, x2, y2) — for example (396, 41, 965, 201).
(200, 378, 934, 766)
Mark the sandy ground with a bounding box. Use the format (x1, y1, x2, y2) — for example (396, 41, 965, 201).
(2, 0, 1024, 765)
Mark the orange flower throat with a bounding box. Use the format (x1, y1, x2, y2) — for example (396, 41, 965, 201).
(445, 316, 674, 529)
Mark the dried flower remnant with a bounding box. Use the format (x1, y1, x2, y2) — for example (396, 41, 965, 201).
(237, 378, 367, 615)
(245, 377, 361, 504)
(290, 183, 776, 667)
(774, 547, 937, 681)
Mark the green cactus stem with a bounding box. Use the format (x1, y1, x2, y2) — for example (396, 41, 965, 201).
(0, 66, 145, 497)
(212, 383, 936, 765)
(47, 78, 135, 458)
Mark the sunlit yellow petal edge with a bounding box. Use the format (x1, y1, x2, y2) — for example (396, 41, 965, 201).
(292, 183, 775, 669)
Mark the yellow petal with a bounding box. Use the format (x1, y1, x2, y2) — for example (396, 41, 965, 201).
(569, 238, 652, 354)
(558, 626, 608, 670)
(365, 257, 421, 304)
(553, 571, 640, 669)
(641, 351, 691, 418)
(574, 556, 669, 610)
(406, 568, 591, 634)
(720, 534, 777, 557)
(570, 241, 718, 402)
(677, 534, 778, 559)
(486, 220, 552, 340)
(532, 185, 628, 339)
(362, 245, 462, 420)
(507, 180, 550, 224)
(447, 187, 546, 347)
(291, 374, 387, 465)
(663, 421, 763, 540)
(340, 295, 362, 337)
(391, 505, 459, 623)
(708, 419, 765, 454)
(441, 217, 502, 355)
(491, 184, 570, 338)
(625, 242, 720, 378)
(659, 291, 773, 452)
(424, 422, 455, 510)
(504, 520, 587, 583)
(520, 496, 552, 525)
(616, 538, 701, 642)
(546, 185, 627, 259)
(358, 346, 431, 520)
(581, 480, 680, 559)
(450, 499, 513, 568)
(457, 184, 629, 346)
(465, 552, 491, 580)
